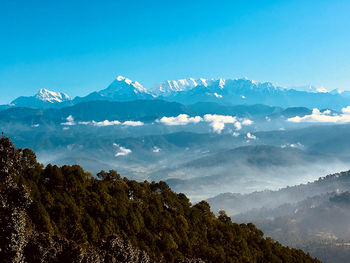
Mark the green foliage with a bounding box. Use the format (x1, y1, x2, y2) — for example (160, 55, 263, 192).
(9, 144, 321, 262)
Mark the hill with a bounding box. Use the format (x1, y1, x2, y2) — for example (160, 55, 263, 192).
(0, 136, 320, 263)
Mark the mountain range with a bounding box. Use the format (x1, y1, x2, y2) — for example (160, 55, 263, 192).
(3, 75, 350, 110)
(3, 74, 350, 262)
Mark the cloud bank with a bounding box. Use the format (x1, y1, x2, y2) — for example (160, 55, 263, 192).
(158, 114, 253, 134)
(158, 114, 202, 126)
(288, 107, 350, 123)
(61, 115, 144, 127)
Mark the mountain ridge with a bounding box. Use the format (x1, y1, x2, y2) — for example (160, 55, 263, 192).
(3, 75, 350, 110)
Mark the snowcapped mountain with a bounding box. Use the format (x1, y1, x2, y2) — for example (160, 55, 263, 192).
(4, 75, 350, 111)
(152, 77, 281, 104)
(10, 88, 72, 109)
(35, 88, 71, 103)
(290, 85, 329, 93)
(74, 75, 154, 103)
(152, 78, 225, 96)
(99, 75, 152, 98)
(150, 77, 349, 109)
(154, 77, 281, 97)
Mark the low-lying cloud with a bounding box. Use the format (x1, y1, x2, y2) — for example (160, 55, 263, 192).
(61, 116, 144, 127)
(288, 107, 350, 123)
(246, 132, 257, 140)
(113, 143, 132, 157)
(152, 146, 161, 153)
(91, 120, 121, 126)
(158, 114, 202, 126)
(158, 114, 253, 134)
(204, 114, 237, 133)
(122, 120, 144, 126)
(61, 115, 75, 126)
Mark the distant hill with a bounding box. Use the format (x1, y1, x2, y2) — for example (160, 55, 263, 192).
(207, 170, 350, 216)
(207, 170, 350, 263)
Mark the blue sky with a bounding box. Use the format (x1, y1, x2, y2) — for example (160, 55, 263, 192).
(1, 0, 350, 104)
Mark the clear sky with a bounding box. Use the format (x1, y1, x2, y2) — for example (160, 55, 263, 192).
(1, 0, 350, 104)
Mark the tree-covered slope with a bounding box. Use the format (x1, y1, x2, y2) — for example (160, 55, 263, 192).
(0, 136, 320, 263)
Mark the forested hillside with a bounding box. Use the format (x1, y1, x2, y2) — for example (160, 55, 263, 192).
(0, 136, 320, 263)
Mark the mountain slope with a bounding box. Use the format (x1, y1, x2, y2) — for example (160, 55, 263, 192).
(0, 136, 320, 263)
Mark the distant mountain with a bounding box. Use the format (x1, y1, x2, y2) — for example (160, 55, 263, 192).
(153, 78, 349, 109)
(74, 75, 154, 103)
(6, 75, 350, 110)
(207, 170, 350, 216)
(290, 85, 328, 93)
(221, 171, 350, 263)
(11, 88, 72, 109)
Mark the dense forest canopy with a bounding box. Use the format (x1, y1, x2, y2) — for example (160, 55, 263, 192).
(0, 136, 320, 263)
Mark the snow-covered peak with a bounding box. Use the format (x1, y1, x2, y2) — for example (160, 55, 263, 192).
(219, 78, 225, 89)
(100, 76, 151, 96)
(153, 78, 216, 95)
(35, 88, 71, 103)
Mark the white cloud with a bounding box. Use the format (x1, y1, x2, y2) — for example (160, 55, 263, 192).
(288, 107, 350, 123)
(242, 119, 253, 125)
(203, 114, 237, 133)
(247, 132, 256, 140)
(158, 114, 202, 126)
(152, 146, 161, 153)
(234, 122, 242, 130)
(61, 115, 75, 126)
(77, 119, 143, 127)
(158, 114, 254, 134)
(342, 106, 350, 114)
(232, 132, 240, 137)
(113, 143, 132, 157)
(92, 120, 121, 126)
(31, 124, 40, 128)
(214, 92, 222, 98)
(122, 120, 144, 126)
